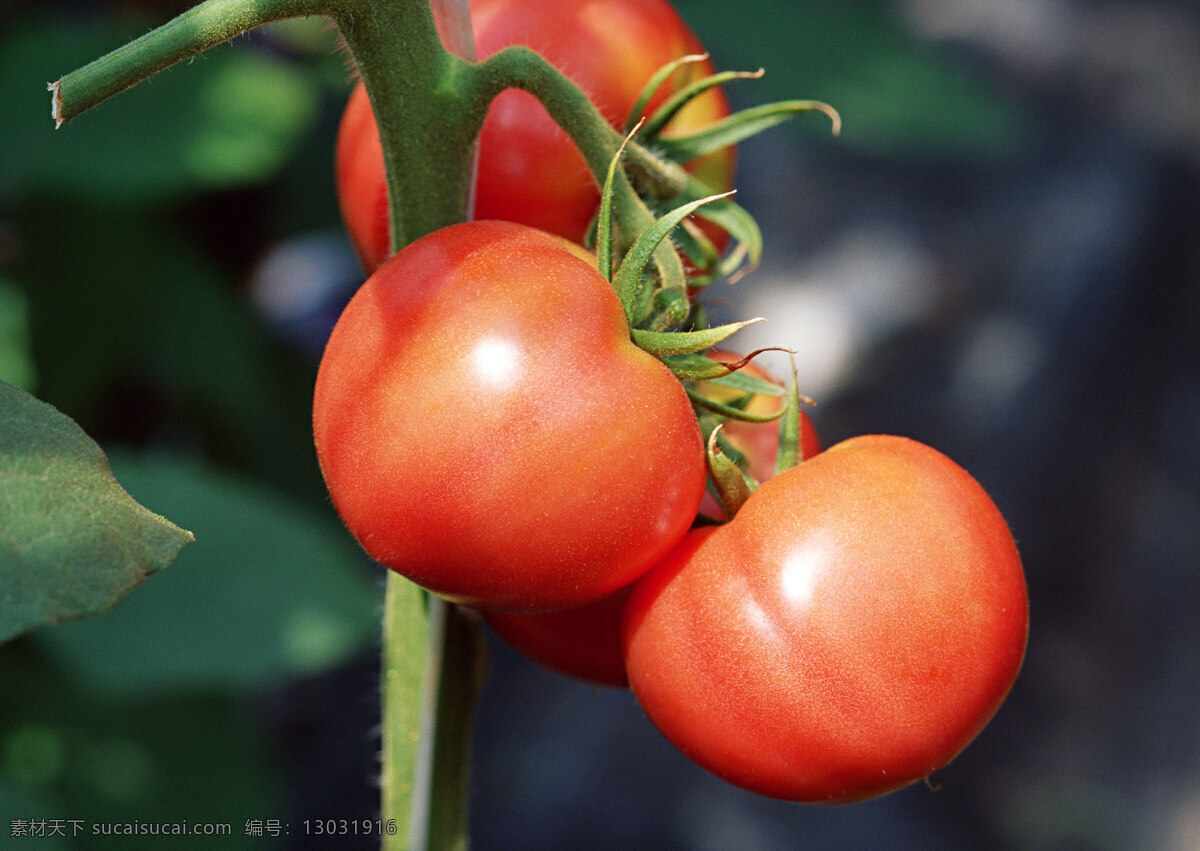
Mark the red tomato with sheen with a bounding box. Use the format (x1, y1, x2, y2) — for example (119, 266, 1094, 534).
(481, 587, 631, 688)
(624, 435, 1028, 803)
(313, 220, 706, 611)
(336, 0, 734, 271)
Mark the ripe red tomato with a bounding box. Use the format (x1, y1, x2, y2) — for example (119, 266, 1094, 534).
(481, 587, 631, 688)
(313, 220, 706, 611)
(624, 434, 1028, 803)
(336, 0, 734, 271)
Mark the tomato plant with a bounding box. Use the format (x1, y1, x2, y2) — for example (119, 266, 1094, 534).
(624, 434, 1028, 803)
(52, 0, 1024, 837)
(335, 0, 734, 271)
(312, 220, 707, 611)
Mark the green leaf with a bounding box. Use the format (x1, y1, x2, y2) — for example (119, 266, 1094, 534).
(703, 368, 787, 397)
(34, 452, 380, 696)
(661, 352, 737, 382)
(678, 190, 763, 285)
(0, 382, 193, 645)
(775, 360, 805, 475)
(626, 53, 710, 133)
(598, 127, 640, 284)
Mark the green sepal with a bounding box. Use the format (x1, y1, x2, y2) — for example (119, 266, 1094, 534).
(646, 289, 691, 332)
(639, 69, 765, 141)
(775, 358, 816, 475)
(688, 386, 783, 424)
(656, 99, 841, 163)
(613, 189, 735, 317)
(632, 318, 762, 358)
(667, 216, 722, 273)
(697, 410, 750, 470)
(625, 53, 711, 134)
(661, 350, 788, 389)
(660, 353, 735, 382)
(679, 189, 763, 284)
(598, 124, 641, 283)
(704, 368, 786, 398)
(706, 426, 753, 519)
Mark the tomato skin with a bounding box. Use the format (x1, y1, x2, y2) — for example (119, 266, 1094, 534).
(624, 435, 1028, 803)
(481, 587, 631, 688)
(335, 0, 733, 272)
(313, 220, 706, 611)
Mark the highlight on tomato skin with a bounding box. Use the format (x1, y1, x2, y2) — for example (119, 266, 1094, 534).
(623, 434, 1029, 804)
(312, 220, 708, 612)
(335, 0, 734, 272)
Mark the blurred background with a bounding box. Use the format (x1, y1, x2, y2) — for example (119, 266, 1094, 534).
(2, 0, 1198, 847)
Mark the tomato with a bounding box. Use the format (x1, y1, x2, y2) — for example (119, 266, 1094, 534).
(624, 435, 1028, 803)
(312, 220, 707, 611)
(336, 0, 734, 272)
(481, 587, 631, 688)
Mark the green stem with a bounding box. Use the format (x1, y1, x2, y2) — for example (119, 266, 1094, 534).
(340, 5, 487, 848)
(333, 2, 482, 247)
(383, 586, 484, 851)
(466, 46, 688, 308)
(379, 574, 429, 845)
(50, 0, 328, 127)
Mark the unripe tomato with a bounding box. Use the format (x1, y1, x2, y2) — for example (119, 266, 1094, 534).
(624, 435, 1028, 802)
(313, 220, 706, 611)
(336, 0, 734, 271)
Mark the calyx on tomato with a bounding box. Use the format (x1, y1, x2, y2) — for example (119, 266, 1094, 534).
(623, 434, 1028, 803)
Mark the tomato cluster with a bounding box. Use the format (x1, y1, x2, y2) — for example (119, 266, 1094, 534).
(318, 0, 1027, 807)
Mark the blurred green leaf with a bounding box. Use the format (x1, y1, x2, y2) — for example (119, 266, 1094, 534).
(35, 451, 380, 697)
(678, 0, 1032, 160)
(0, 648, 281, 849)
(0, 277, 38, 392)
(0, 382, 193, 644)
(0, 15, 320, 205)
(13, 200, 324, 503)
(14, 204, 169, 417)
